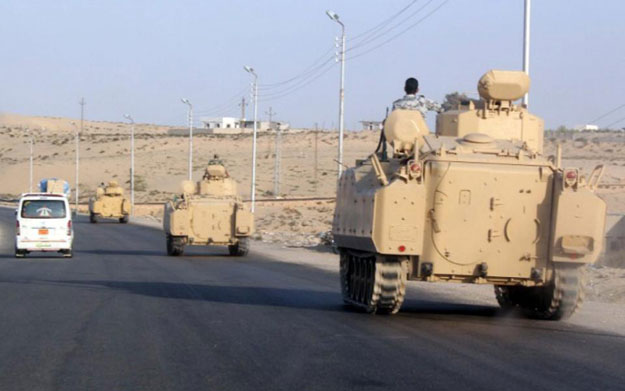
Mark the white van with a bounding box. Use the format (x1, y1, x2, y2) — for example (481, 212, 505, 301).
(15, 193, 74, 258)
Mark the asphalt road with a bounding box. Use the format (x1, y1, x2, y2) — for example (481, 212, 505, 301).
(0, 207, 624, 391)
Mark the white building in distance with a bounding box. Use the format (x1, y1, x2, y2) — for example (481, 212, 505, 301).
(199, 117, 289, 134)
(573, 124, 599, 131)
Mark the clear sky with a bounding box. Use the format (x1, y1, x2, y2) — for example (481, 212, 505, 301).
(1, 0, 624, 130)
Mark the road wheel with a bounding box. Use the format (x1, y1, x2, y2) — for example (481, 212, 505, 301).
(62, 249, 73, 258)
(15, 248, 25, 258)
(228, 237, 250, 256)
(166, 235, 184, 256)
(494, 285, 525, 310)
(119, 215, 129, 224)
(89, 212, 97, 223)
(521, 264, 586, 320)
(339, 249, 407, 314)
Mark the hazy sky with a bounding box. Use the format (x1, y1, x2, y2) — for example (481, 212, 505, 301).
(1, 0, 624, 130)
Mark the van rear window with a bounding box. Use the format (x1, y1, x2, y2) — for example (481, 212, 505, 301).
(21, 200, 66, 218)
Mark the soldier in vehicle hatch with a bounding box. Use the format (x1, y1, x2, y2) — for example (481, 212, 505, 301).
(392, 77, 442, 117)
(208, 154, 224, 166)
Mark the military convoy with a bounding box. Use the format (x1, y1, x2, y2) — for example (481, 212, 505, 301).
(332, 70, 606, 320)
(12, 69, 608, 322)
(88, 181, 131, 223)
(163, 163, 254, 256)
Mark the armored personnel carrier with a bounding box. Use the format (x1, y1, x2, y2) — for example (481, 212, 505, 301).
(88, 181, 130, 223)
(163, 163, 254, 256)
(332, 70, 606, 320)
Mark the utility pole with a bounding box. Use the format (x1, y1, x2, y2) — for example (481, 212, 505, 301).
(267, 107, 281, 198)
(123, 114, 135, 216)
(244, 66, 259, 213)
(314, 123, 319, 195)
(326, 10, 346, 181)
(239, 97, 247, 127)
(522, 0, 531, 107)
(71, 121, 80, 214)
(181, 98, 193, 180)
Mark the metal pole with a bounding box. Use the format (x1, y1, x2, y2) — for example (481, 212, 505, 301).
(327, 11, 346, 181)
(522, 0, 531, 107)
(71, 122, 80, 214)
(131, 122, 134, 216)
(124, 114, 135, 216)
(338, 25, 346, 180)
(274, 127, 281, 198)
(28, 128, 33, 192)
(181, 99, 193, 180)
(239, 97, 247, 127)
(314, 123, 318, 195)
(244, 66, 258, 212)
(251, 76, 258, 212)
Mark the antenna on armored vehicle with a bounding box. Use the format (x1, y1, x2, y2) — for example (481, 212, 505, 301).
(522, 0, 531, 106)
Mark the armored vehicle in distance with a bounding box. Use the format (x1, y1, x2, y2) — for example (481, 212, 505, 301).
(88, 181, 130, 223)
(163, 163, 254, 256)
(332, 70, 606, 320)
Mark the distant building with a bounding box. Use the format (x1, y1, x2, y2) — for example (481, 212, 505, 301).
(573, 124, 599, 131)
(199, 117, 290, 134)
(360, 120, 383, 131)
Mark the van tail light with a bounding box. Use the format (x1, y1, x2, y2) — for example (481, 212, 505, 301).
(67, 220, 72, 236)
(16, 221, 20, 236)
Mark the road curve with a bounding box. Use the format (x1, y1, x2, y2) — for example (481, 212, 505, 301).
(0, 207, 623, 391)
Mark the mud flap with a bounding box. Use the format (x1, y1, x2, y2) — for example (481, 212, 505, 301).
(550, 181, 606, 264)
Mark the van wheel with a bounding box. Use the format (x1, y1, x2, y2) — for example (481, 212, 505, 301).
(89, 212, 97, 223)
(119, 215, 129, 224)
(15, 249, 25, 258)
(62, 249, 73, 258)
(228, 237, 250, 256)
(166, 235, 184, 256)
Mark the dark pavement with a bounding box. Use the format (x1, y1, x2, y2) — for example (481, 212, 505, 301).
(0, 208, 624, 391)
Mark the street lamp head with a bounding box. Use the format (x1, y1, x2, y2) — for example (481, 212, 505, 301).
(326, 10, 340, 22)
(181, 98, 190, 105)
(123, 114, 134, 123)
(244, 66, 256, 76)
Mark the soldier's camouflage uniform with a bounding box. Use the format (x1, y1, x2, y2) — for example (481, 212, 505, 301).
(392, 94, 442, 117)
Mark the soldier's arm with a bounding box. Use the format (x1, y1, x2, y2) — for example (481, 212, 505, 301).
(426, 98, 443, 113)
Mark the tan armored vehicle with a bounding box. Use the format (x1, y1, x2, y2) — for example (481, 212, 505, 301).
(163, 163, 254, 256)
(88, 181, 130, 223)
(333, 70, 606, 320)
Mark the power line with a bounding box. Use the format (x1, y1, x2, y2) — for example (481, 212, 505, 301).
(347, 0, 433, 52)
(193, 86, 249, 114)
(589, 103, 625, 124)
(258, 61, 337, 102)
(258, 46, 335, 89)
(346, 0, 449, 61)
(605, 115, 625, 129)
(348, 0, 420, 43)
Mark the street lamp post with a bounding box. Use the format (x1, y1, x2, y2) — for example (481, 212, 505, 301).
(123, 114, 135, 216)
(244, 66, 259, 213)
(326, 10, 346, 181)
(26, 128, 33, 192)
(181, 98, 193, 180)
(71, 121, 80, 214)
